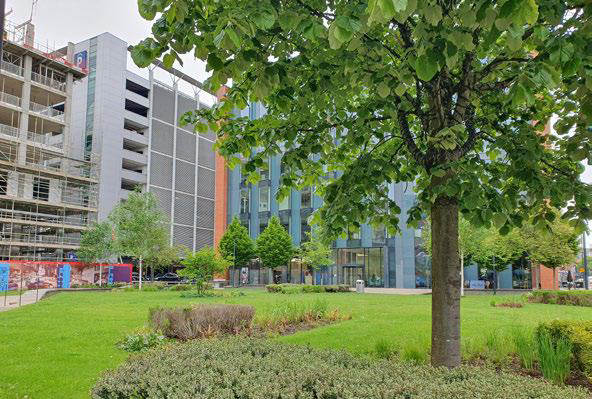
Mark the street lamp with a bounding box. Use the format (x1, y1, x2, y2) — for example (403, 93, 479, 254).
(233, 239, 236, 288)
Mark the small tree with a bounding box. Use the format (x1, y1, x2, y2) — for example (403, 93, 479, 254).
(256, 216, 294, 280)
(219, 217, 256, 280)
(179, 246, 230, 294)
(109, 189, 170, 290)
(300, 227, 333, 269)
(77, 221, 116, 286)
(522, 218, 579, 290)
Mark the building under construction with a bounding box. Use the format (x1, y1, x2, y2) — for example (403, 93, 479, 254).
(0, 20, 98, 261)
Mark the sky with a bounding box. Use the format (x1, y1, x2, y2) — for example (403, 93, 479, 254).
(5, 0, 214, 103)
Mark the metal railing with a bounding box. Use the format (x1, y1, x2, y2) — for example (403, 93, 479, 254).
(1, 60, 23, 76)
(29, 101, 65, 122)
(0, 209, 93, 228)
(27, 131, 64, 149)
(0, 123, 19, 138)
(0, 91, 21, 107)
(31, 72, 66, 92)
(0, 232, 82, 246)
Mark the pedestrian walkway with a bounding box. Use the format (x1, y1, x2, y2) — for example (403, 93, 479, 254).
(0, 289, 54, 312)
(363, 288, 432, 295)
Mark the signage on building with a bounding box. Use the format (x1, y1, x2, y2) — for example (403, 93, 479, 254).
(469, 280, 485, 289)
(74, 50, 88, 70)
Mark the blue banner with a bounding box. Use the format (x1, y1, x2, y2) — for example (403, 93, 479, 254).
(108, 266, 114, 284)
(58, 264, 71, 288)
(0, 263, 9, 291)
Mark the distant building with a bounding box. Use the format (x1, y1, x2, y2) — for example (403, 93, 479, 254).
(70, 33, 217, 252)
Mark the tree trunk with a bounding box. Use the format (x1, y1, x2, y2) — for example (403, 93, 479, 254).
(139, 257, 143, 290)
(99, 263, 103, 287)
(431, 196, 461, 368)
(460, 251, 464, 297)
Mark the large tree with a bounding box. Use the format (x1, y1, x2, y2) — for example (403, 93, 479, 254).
(134, 0, 592, 367)
(109, 189, 170, 290)
(256, 215, 294, 272)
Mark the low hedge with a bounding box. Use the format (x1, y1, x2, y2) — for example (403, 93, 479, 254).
(92, 337, 588, 398)
(537, 320, 592, 381)
(266, 283, 350, 294)
(528, 290, 592, 307)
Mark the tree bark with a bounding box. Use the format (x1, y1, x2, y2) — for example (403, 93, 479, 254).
(139, 257, 143, 291)
(431, 195, 461, 368)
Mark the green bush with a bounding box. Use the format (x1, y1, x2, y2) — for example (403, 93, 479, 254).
(265, 283, 350, 294)
(116, 331, 165, 352)
(528, 290, 592, 307)
(536, 320, 592, 382)
(167, 284, 195, 291)
(92, 338, 589, 399)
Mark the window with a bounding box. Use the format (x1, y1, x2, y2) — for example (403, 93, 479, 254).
(301, 186, 312, 208)
(278, 190, 290, 211)
(240, 188, 249, 214)
(33, 177, 50, 201)
(348, 228, 360, 240)
(259, 158, 270, 180)
(301, 221, 311, 243)
(373, 225, 386, 244)
(0, 171, 7, 195)
(259, 186, 270, 212)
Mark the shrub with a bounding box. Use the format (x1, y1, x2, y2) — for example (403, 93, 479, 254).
(402, 345, 429, 364)
(179, 291, 219, 298)
(512, 328, 536, 370)
(265, 283, 351, 294)
(256, 299, 346, 332)
(150, 304, 255, 340)
(116, 331, 165, 352)
(536, 330, 572, 385)
(167, 284, 195, 291)
(92, 338, 590, 399)
(528, 290, 592, 307)
(536, 320, 592, 382)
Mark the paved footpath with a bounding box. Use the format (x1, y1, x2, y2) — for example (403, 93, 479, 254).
(363, 288, 432, 295)
(0, 289, 54, 312)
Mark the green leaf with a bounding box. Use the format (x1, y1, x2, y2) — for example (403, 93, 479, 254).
(424, 4, 443, 26)
(415, 54, 438, 81)
(162, 53, 175, 69)
(207, 53, 224, 71)
(377, 81, 390, 98)
(493, 213, 507, 228)
(225, 28, 241, 48)
(213, 30, 226, 49)
(252, 11, 276, 30)
(394, 83, 406, 96)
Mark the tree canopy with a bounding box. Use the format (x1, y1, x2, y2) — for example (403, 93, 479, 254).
(135, 0, 592, 367)
(300, 227, 334, 270)
(77, 221, 116, 264)
(179, 246, 230, 294)
(219, 216, 256, 268)
(256, 216, 294, 269)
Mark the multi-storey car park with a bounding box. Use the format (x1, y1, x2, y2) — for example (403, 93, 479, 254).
(0, 21, 98, 261)
(70, 33, 217, 252)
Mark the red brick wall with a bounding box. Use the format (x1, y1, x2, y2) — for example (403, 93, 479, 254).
(532, 264, 558, 290)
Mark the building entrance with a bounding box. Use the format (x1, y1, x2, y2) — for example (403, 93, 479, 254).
(342, 265, 365, 287)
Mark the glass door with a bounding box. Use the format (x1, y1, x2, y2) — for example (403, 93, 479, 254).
(342, 266, 364, 287)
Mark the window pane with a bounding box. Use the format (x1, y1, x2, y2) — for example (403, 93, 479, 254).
(240, 189, 249, 214)
(259, 186, 270, 212)
(278, 191, 290, 210)
(301, 186, 311, 208)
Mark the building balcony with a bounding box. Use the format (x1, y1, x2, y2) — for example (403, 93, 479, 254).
(29, 101, 65, 123)
(27, 131, 64, 150)
(1, 60, 23, 77)
(0, 91, 21, 108)
(121, 168, 147, 184)
(31, 72, 66, 92)
(122, 149, 147, 166)
(0, 123, 19, 139)
(123, 128, 148, 146)
(0, 208, 91, 229)
(124, 110, 148, 129)
(125, 89, 149, 108)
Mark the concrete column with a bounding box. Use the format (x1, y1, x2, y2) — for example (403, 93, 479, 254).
(63, 73, 74, 151)
(17, 55, 32, 164)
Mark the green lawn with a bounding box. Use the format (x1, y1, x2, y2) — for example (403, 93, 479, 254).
(1, 289, 591, 398)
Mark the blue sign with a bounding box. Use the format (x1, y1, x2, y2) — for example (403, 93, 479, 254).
(108, 266, 114, 284)
(0, 263, 9, 291)
(58, 264, 71, 288)
(74, 50, 87, 70)
(67, 252, 78, 261)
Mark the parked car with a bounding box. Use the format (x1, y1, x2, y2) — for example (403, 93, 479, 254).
(155, 272, 186, 283)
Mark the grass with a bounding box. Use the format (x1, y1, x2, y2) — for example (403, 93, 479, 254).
(2, 290, 592, 398)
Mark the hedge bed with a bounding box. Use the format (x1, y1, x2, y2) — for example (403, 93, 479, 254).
(529, 291, 592, 307)
(92, 338, 589, 399)
(266, 283, 351, 293)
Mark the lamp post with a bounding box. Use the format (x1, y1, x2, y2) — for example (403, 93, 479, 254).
(583, 233, 589, 290)
(233, 239, 236, 288)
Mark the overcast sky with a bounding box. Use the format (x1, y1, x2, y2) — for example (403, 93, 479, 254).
(6, 0, 214, 102)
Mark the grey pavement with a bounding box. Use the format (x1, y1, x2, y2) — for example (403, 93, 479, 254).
(362, 288, 432, 295)
(0, 289, 54, 312)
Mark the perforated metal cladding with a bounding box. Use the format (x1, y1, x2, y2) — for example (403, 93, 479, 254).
(150, 186, 172, 218)
(151, 120, 174, 155)
(173, 224, 194, 250)
(174, 191, 195, 225)
(176, 130, 196, 162)
(175, 160, 195, 194)
(199, 129, 216, 142)
(150, 152, 173, 189)
(195, 197, 215, 228)
(197, 167, 215, 199)
(198, 138, 215, 169)
(152, 85, 175, 124)
(195, 228, 214, 250)
(177, 95, 197, 132)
